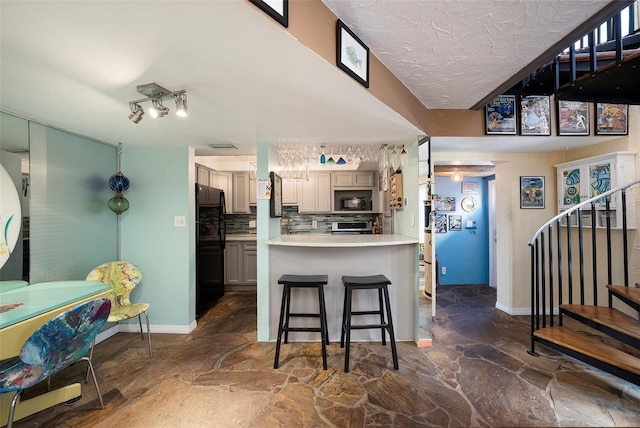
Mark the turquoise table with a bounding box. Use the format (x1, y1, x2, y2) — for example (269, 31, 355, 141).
(0, 280, 28, 293)
(0, 280, 111, 424)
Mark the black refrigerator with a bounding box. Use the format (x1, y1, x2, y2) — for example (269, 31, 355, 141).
(195, 184, 226, 318)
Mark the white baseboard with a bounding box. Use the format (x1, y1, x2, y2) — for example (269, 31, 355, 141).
(118, 322, 197, 334)
(95, 321, 197, 345)
(495, 302, 560, 316)
(95, 325, 119, 345)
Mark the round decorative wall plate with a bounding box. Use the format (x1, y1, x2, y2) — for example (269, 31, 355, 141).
(461, 197, 478, 212)
(0, 164, 22, 269)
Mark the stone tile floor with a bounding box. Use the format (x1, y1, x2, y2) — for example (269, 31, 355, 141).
(12, 284, 640, 427)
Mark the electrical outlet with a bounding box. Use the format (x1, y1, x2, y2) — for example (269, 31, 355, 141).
(312, 220, 317, 229)
(441, 266, 446, 275)
(249, 220, 256, 228)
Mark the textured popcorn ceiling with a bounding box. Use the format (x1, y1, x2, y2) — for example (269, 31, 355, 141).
(322, 0, 613, 109)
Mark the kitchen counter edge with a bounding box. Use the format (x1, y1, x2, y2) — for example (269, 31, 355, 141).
(266, 234, 418, 248)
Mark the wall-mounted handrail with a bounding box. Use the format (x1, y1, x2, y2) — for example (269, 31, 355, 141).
(528, 177, 640, 247)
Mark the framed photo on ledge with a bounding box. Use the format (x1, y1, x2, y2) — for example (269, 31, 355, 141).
(520, 95, 551, 136)
(557, 100, 590, 136)
(595, 103, 628, 135)
(336, 19, 370, 88)
(520, 176, 545, 209)
(485, 95, 517, 135)
(249, 0, 288, 28)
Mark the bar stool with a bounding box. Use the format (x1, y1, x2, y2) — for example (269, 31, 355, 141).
(274, 274, 329, 370)
(340, 274, 399, 373)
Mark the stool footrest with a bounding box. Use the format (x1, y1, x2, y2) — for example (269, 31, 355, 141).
(283, 327, 322, 333)
(350, 310, 382, 316)
(288, 313, 321, 318)
(349, 324, 389, 330)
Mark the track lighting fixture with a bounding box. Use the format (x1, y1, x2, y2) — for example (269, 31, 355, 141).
(127, 82, 187, 123)
(128, 103, 144, 123)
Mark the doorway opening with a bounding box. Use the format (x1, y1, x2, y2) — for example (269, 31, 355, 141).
(432, 162, 496, 300)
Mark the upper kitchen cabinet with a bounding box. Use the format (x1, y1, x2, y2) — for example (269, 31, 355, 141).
(208, 171, 233, 213)
(299, 172, 331, 213)
(555, 152, 636, 229)
(332, 171, 374, 187)
(282, 179, 301, 206)
(232, 172, 251, 214)
(196, 164, 210, 186)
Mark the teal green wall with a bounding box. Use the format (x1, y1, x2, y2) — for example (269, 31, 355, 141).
(256, 140, 279, 341)
(29, 123, 117, 283)
(120, 146, 194, 328)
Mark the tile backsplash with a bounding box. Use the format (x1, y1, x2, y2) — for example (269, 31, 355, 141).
(225, 206, 382, 235)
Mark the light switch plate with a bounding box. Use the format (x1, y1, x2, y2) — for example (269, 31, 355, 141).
(249, 220, 256, 228)
(174, 216, 186, 227)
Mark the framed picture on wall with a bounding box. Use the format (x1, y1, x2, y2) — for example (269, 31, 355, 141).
(595, 103, 628, 135)
(434, 213, 447, 233)
(557, 100, 589, 136)
(270, 171, 282, 217)
(449, 214, 462, 231)
(520, 176, 545, 209)
(434, 196, 456, 212)
(249, 0, 288, 28)
(461, 181, 479, 194)
(336, 19, 370, 88)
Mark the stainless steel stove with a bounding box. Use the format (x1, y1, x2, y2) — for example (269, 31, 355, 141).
(331, 221, 373, 235)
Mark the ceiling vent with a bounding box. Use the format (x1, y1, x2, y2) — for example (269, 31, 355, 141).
(208, 143, 239, 150)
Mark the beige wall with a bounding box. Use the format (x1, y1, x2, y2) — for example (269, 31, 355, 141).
(287, 0, 431, 135)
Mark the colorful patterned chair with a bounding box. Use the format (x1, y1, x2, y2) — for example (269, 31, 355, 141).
(86, 261, 152, 357)
(0, 298, 111, 428)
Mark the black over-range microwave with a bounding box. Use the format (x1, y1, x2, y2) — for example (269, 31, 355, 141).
(334, 189, 373, 211)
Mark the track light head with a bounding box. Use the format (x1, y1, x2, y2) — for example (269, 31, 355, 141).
(149, 98, 169, 118)
(174, 92, 188, 117)
(128, 103, 144, 124)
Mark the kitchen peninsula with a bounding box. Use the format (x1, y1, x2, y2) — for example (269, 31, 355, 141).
(267, 234, 418, 342)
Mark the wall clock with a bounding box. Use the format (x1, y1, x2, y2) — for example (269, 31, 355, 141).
(461, 197, 478, 212)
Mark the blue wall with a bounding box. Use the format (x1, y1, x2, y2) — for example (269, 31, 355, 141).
(434, 176, 489, 285)
(121, 146, 194, 329)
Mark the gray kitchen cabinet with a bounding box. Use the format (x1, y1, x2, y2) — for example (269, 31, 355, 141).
(232, 172, 251, 213)
(299, 172, 331, 213)
(224, 241, 257, 287)
(332, 171, 374, 187)
(196, 164, 210, 185)
(210, 171, 233, 212)
(242, 242, 257, 285)
(224, 242, 242, 286)
(282, 179, 300, 205)
(249, 176, 257, 205)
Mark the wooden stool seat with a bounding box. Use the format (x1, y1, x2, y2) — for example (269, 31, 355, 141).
(340, 274, 398, 373)
(274, 274, 329, 370)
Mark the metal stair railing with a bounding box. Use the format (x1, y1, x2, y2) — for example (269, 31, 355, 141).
(527, 178, 639, 355)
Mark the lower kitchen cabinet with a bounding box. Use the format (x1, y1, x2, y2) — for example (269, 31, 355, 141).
(224, 241, 257, 288)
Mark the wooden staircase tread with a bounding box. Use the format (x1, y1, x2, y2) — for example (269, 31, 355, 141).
(607, 285, 640, 306)
(534, 326, 640, 376)
(560, 304, 640, 340)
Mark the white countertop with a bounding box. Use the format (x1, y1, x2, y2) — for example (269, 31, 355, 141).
(226, 234, 257, 241)
(266, 234, 418, 247)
